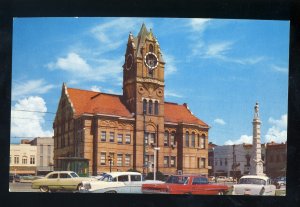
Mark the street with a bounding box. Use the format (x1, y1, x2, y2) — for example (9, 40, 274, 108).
(8, 181, 286, 195)
(9, 182, 39, 192)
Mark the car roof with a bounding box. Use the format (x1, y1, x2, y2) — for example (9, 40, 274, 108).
(105, 171, 141, 177)
(240, 175, 269, 180)
(48, 171, 76, 174)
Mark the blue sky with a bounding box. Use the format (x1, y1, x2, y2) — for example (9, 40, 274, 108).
(11, 17, 289, 145)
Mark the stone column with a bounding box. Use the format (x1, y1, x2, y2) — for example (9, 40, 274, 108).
(250, 102, 264, 175)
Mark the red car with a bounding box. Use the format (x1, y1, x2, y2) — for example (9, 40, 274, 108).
(142, 175, 229, 195)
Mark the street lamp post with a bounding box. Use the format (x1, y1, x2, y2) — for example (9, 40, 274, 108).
(153, 147, 160, 181)
(108, 156, 112, 172)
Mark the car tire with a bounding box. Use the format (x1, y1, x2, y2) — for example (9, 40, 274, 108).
(218, 191, 224, 195)
(77, 184, 83, 191)
(40, 186, 50, 193)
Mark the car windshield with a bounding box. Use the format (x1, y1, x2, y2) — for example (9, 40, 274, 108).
(166, 176, 189, 184)
(70, 172, 79, 178)
(239, 178, 266, 185)
(100, 174, 113, 182)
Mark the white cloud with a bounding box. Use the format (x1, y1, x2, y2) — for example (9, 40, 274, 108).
(189, 18, 210, 32)
(205, 42, 233, 57)
(47, 52, 90, 73)
(271, 65, 288, 73)
(90, 85, 101, 92)
(11, 96, 53, 139)
(47, 52, 123, 82)
(12, 79, 55, 101)
(163, 54, 177, 76)
(165, 90, 183, 98)
(224, 135, 253, 145)
(214, 118, 226, 125)
(265, 114, 287, 143)
(90, 18, 149, 54)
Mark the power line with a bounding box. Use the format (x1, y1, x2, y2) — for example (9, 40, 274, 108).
(12, 109, 56, 114)
(11, 116, 54, 122)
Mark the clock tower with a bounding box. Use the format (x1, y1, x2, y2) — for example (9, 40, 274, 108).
(122, 24, 165, 171)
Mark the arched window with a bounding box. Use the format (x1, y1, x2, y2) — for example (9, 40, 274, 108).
(170, 132, 175, 145)
(201, 135, 206, 149)
(185, 132, 189, 147)
(149, 44, 154, 52)
(164, 131, 169, 146)
(143, 99, 147, 114)
(154, 101, 159, 115)
(149, 100, 153, 114)
(191, 133, 195, 147)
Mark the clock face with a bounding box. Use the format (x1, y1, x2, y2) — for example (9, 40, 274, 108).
(144, 52, 158, 70)
(126, 54, 133, 70)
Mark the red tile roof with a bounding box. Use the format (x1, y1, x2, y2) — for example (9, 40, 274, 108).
(66, 87, 208, 127)
(67, 88, 133, 118)
(164, 102, 208, 127)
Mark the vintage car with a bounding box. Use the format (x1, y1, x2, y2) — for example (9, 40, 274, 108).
(31, 171, 97, 192)
(231, 175, 276, 195)
(273, 177, 286, 189)
(142, 175, 229, 195)
(79, 171, 164, 193)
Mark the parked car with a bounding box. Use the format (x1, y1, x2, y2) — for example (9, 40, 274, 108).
(216, 176, 227, 182)
(31, 171, 97, 192)
(231, 175, 276, 195)
(142, 175, 229, 195)
(80, 171, 164, 193)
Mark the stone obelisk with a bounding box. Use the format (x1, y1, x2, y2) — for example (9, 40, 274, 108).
(250, 102, 264, 175)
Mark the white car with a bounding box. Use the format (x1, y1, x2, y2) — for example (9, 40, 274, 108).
(232, 175, 276, 196)
(79, 171, 164, 193)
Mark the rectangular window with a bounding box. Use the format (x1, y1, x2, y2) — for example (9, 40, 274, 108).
(145, 155, 149, 167)
(145, 133, 149, 145)
(30, 156, 35, 164)
(170, 156, 176, 167)
(170, 133, 175, 146)
(101, 131, 106, 141)
(14, 156, 19, 164)
(185, 133, 189, 147)
(125, 134, 131, 144)
(22, 156, 27, 164)
(149, 133, 155, 144)
(117, 134, 123, 144)
(125, 154, 131, 166)
(117, 154, 123, 166)
(164, 132, 169, 146)
(100, 152, 106, 165)
(109, 132, 114, 142)
(164, 156, 169, 167)
(200, 158, 206, 168)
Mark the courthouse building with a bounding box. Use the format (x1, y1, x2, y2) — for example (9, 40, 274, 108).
(53, 24, 210, 176)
